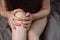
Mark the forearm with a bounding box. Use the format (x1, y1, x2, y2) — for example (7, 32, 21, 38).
(0, 0, 8, 18)
(0, 9, 8, 18)
(32, 9, 50, 21)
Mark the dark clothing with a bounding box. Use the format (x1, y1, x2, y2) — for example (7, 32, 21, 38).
(6, 0, 42, 13)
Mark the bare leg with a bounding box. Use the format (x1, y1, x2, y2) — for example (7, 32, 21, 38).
(8, 19, 27, 40)
(28, 17, 47, 40)
(12, 27, 27, 40)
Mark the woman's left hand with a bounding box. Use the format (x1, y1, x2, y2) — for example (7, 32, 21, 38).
(20, 12, 33, 30)
(8, 12, 33, 30)
(14, 12, 33, 30)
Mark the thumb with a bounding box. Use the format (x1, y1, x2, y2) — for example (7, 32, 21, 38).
(25, 12, 30, 17)
(12, 9, 24, 14)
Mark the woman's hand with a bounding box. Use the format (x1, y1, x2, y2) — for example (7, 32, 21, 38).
(7, 9, 24, 19)
(8, 12, 33, 31)
(21, 12, 33, 30)
(8, 9, 24, 30)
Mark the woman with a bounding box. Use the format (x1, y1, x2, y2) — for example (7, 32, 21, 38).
(0, 0, 50, 40)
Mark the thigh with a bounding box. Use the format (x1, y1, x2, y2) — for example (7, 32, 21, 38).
(29, 17, 47, 36)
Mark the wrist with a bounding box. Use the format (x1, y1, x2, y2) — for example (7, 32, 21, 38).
(6, 11, 10, 19)
(31, 14, 36, 21)
(4, 11, 9, 19)
(0, 9, 8, 19)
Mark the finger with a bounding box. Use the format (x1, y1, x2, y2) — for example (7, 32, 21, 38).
(9, 19, 22, 30)
(13, 19, 21, 26)
(23, 24, 31, 29)
(23, 17, 30, 21)
(10, 18, 21, 26)
(11, 12, 24, 21)
(22, 21, 31, 25)
(12, 16, 19, 20)
(9, 9, 23, 19)
(13, 18, 23, 25)
(25, 12, 30, 17)
(16, 18, 24, 21)
(9, 13, 19, 21)
(12, 9, 24, 14)
(8, 19, 16, 30)
(15, 17, 30, 21)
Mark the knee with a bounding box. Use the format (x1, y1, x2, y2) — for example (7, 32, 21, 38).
(28, 30, 40, 40)
(28, 30, 40, 38)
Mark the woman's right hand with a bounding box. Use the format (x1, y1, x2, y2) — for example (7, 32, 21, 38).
(7, 9, 24, 30)
(7, 9, 24, 19)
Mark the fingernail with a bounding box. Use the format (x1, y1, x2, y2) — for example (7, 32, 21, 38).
(26, 15, 30, 17)
(16, 24, 21, 26)
(13, 26, 16, 30)
(24, 23, 28, 25)
(24, 26, 28, 28)
(20, 19, 23, 21)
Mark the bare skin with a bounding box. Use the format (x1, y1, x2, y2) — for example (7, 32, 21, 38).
(0, 0, 50, 40)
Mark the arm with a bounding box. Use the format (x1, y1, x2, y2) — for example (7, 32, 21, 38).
(32, 0, 50, 21)
(0, 9, 8, 18)
(0, 0, 8, 18)
(0, 0, 2, 12)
